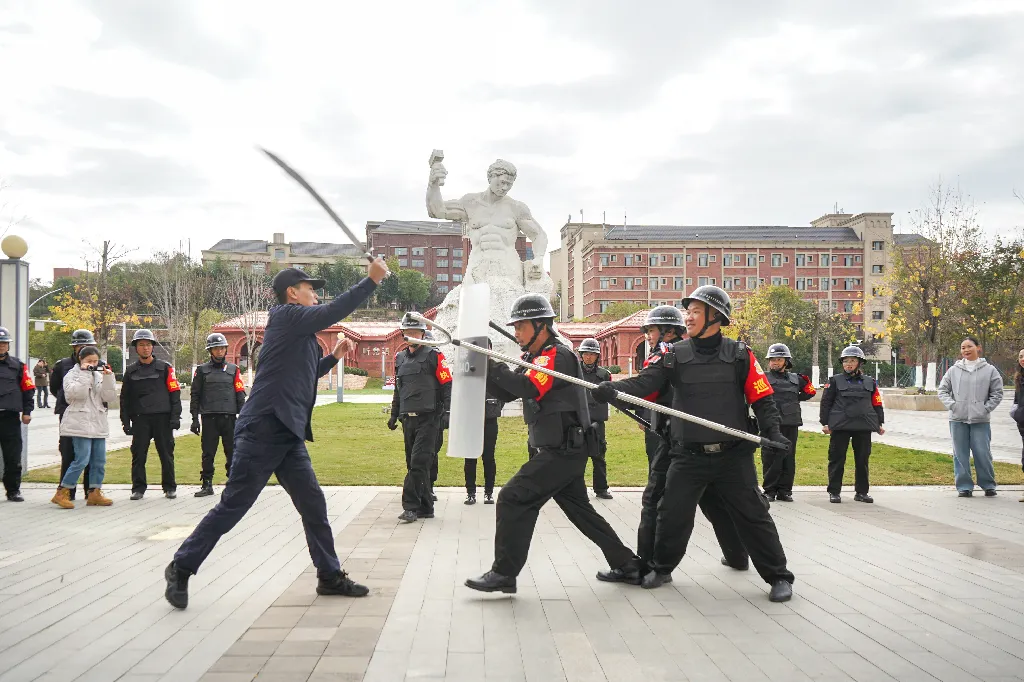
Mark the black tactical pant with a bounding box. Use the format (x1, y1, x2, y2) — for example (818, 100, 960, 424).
(762, 425, 799, 496)
(401, 414, 439, 514)
(644, 427, 662, 469)
(200, 414, 236, 479)
(650, 441, 794, 585)
(130, 413, 176, 494)
(586, 420, 609, 493)
(639, 435, 749, 570)
(465, 417, 498, 496)
(0, 412, 23, 495)
(492, 445, 636, 578)
(827, 430, 872, 494)
(58, 413, 89, 500)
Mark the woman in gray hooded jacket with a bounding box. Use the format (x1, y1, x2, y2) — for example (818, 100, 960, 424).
(937, 336, 1004, 497)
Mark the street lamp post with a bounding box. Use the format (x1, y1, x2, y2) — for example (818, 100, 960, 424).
(29, 284, 72, 311)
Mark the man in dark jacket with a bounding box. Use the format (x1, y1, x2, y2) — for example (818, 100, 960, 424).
(165, 260, 388, 610)
(190, 332, 247, 497)
(0, 327, 34, 502)
(762, 343, 816, 502)
(820, 345, 885, 504)
(121, 329, 182, 500)
(51, 329, 96, 500)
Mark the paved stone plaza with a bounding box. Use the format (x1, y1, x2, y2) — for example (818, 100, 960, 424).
(2, 483, 1023, 682)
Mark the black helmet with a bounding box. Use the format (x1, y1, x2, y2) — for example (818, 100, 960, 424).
(70, 329, 96, 346)
(131, 329, 156, 347)
(578, 338, 601, 355)
(840, 345, 865, 360)
(506, 293, 555, 325)
(205, 333, 228, 350)
(642, 305, 685, 332)
(0, 327, 11, 343)
(766, 343, 792, 359)
(681, 285, 731, 326)
(400, 313, 428, 331)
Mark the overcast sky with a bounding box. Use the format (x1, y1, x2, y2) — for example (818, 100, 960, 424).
(2, 0, 1023, 282)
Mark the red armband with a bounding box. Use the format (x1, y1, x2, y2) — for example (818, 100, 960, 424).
(166, 366, 181, 393)
(524, 347, 557, 399)
(435, 352, 453, 384)
(20, 365, 35, 391)
(744, 350, 774, 403)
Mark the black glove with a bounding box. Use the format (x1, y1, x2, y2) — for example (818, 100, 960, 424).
(765, 427, 791, 450)
(592, 381, 617, 404)
(122, 424, 133, 436)
(387, 417, 398, 431)
(190, 418, 201, 435)
(441, 412, 450, 430)
(170, 418, 180, 431)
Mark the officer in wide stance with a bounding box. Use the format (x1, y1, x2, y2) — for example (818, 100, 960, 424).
(762, 343, 816, 501)
(390, 315, 452, 522)
(190, 333, 247, 497)
(0, 327, 34, 502)
(165, 261, 388, 609)
(121, 329, 182, 500)
(594, 286, 795, 602)
(464, 294, 642, 594)
(577, 338, 613, 499)
(51, 329, 96, 500)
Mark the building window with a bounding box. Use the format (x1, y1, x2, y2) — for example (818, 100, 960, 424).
(821, 278, 830, 290)
(650, 279, 659, 290)
(436, 273, 448, 282)
(611, 279, 617, 285)
(230, 262, 241, 272)
(600, 254, 609, 267)
(747, 277, 757, 289)
(843, 255, 854, 266)
(636, 254, 643, 262)
(832, 255, 838, 263)
(795, 254, 806, 267)
(771, 277, 782, 286)
(686, 254, 692, 262)
(453, 248, 464, 257)
(807, 255, 814, 263)
(438, 285, 449, 294)
(661, 254, 668, 263)
(660, 278, 667, 285)
(686, 277, 693, 285)
(871, 265, 884, 274)
(782, 278, 789, 285)
(673, 277, 685, 290)
(872, 310, 885, 320)
(673, 255, 684, 266)
(600, 278, 609, 290)
(745, 254, 756, 267)
(796, 278, 806, 290)
(599, 301, 610, 313)
(611, 254, 617, 262)
(698, 254, 708, 267)
(624, 254, 634, 266)
(820, 253, 830, 264)
(723, 278, 733, 290)
(453, 274, 462, 282)
(393, 247, 408, 256)
(437, 259, 448, 268)
(771, 254, 782, 267)
(759, 255, 766, 263)
(843, 301, 854, 313)
(625, 279, 634, 290)
(871, 241, 884, 251)
(412, 247, 425, 256)
(398, 259, 408, 267)
(411, 259, 425, 267)
(855, 255, 862, 263)
(252, 262, 266, 274)
(452, 259, 463, 268)
(871, 286, 881, 296)
(274, 249, 285, 260)
(436, 248, 449, 257)
(723, 254, 733, 266)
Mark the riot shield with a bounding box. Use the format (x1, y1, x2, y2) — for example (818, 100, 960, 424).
(446, 282, 490, 458)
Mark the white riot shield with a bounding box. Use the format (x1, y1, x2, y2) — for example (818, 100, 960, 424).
(446, 282, 490, 458)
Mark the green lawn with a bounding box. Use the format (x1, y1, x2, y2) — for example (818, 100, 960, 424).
(26, 404, 1024, 488)
(319, 377, 386, 395)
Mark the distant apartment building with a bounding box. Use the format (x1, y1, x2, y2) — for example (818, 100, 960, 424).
(365, 220, 531, 298)
(201, 233, 365, 274)
(552, 212, 927, 357)
(52, 267, 85, 280)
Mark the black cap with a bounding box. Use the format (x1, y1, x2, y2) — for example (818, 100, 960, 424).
(272, 267, 326, 295)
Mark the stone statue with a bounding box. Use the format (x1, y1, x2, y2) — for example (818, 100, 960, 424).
(426, 153, 555, 357)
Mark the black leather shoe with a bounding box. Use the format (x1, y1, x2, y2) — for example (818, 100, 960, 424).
(721, 557, 749, 571)
(130, 491, 144, 501)
(595, 490, 613, 500)
(465, 571, 517, 593)
(165, 490, 177, 500)
(398, 510, 418, 523)
(765, 492, 776, 502)
(854, 493, 873, 503)
(465, 495, 476, 505)
(958, 490, 972, 498)
(641, 571, 673, 589)
(769, 580, 793, 602)
(164, 562, 190, 609)
(431, 493, 438, 501)
(317, 570, 369, 597)
(776, 493, 794, 502)
(829, 493, 841, 503)
(596, 558, 642, 585)
(984, 489, 997, 497)
(6, 492, 24, 502)
(484, 493, 494, 504)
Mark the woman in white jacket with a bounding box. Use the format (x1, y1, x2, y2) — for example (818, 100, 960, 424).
(52, 346, 117, 509)
(937, 336, 1004, 498)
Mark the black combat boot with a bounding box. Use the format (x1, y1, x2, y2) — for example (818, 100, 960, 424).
(164, 562, 191, 609)
(194, 478, 214, 498)
(317, 570, 369, 597)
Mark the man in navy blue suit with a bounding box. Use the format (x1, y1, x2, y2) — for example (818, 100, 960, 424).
(165, 258, 389, 609)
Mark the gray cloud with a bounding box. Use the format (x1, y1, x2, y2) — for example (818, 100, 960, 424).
(45, 88, 190, 140)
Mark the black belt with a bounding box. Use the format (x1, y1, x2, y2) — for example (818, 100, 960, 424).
(680, 440, 741, 454)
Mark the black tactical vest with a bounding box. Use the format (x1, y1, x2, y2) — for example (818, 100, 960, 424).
(197, 362, 240, 414)
(768, 371, 803, 426)
(521, 344, 591, 449)
(395, 348, 441, 415)
(125, 360, 172, 415)
(581, 365, 611, 422)
(827, 374, 879, 432)
(0, 357, 26, 412)
(666, 337, 750, 444)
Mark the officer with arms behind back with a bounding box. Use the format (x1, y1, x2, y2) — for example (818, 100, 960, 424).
(577, 338, 613, 499)
(51, 329, 96, 500)
(0, 327, 34, 502)
(121, 329, 182, 500)
(762, 343, 816, 502)
(465, 339, 503, 506)
(593, 286, 795, 602)
(390, 315, 452, 522)
(165, 260, 389, 609)
(190, 333, 247, 497)
(820, 345, 885, 503)
(464, 294, 643, 594)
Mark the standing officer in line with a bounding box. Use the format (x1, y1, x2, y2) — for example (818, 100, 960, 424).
(51, 329, 96, 500)
(465, 340, 502, 506)
(820, 345, 885, 504)
(578, 338, 613, 499)
(190, 333, 247, 497)
(389, 315, 452, 523)
(0, 327, 34, 502)
(464, 294, 642, 594)
(425, 329, 447, 503)
(165, 261, 389, 609)
(762, 343, 816, 502)
(121, 329, 182, 500)
(593, 286, 795, 602)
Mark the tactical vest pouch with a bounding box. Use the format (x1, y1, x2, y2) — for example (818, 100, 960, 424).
(566, 425, 586, 452)
(523, 398, 540, 424)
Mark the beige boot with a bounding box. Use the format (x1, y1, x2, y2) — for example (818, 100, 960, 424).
(51, 487, 74, 509)
(86, 488, 113, 506)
